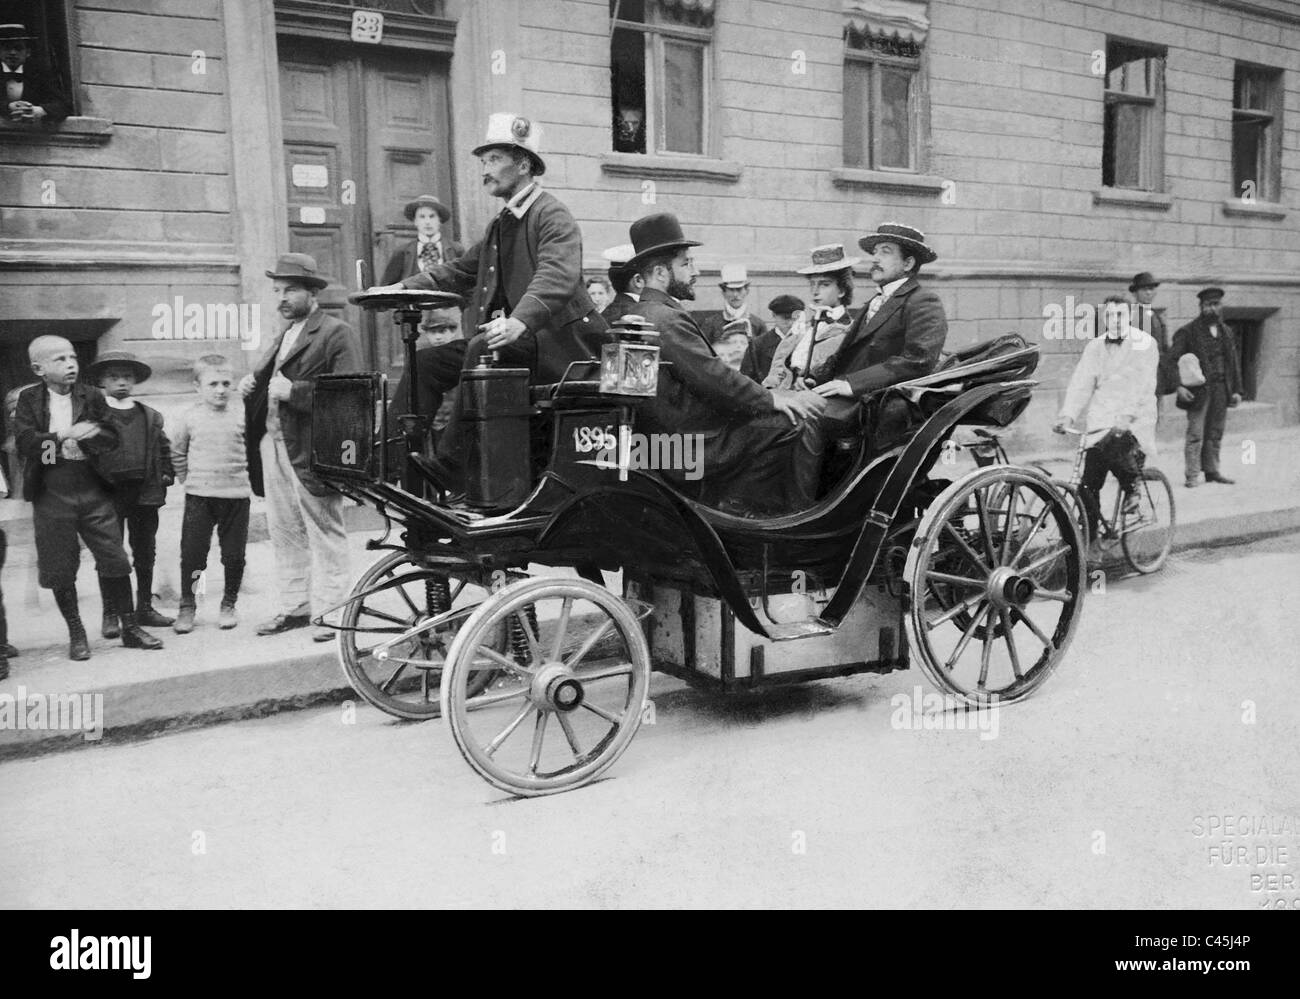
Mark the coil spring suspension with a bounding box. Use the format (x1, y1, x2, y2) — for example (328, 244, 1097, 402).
(509, 605, 540, 665)
(425, 574, 451, 615)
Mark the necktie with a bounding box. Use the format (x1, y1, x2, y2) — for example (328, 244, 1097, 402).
(418, 239, 442, 273)
(865, 294, 885, 321)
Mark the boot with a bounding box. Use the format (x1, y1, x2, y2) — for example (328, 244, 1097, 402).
(98, 576, 121, 639)
(135, 563, 174, 627)
(54, 585, 91, 661)
(103, 575, 163, 651)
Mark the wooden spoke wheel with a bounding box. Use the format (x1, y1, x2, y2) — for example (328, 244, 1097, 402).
(906, 466, 1086, 705)
(338, 551, 502, 720)
(440, 576, 651, 797)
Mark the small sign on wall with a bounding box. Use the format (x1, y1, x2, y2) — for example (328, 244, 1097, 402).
(299, 206, 326, 225)
(291, 164, 328, 188)
(351, 10, 384, 44)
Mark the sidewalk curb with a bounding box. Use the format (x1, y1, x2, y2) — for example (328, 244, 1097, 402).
(1, 506, 1296, 761)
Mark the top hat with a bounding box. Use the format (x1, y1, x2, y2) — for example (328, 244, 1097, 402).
(796, 243, 860, 275)
(472, 112, 546, 176)
(403, 195, 451, 223)
(1129, 271, 1160, 292)
(858, 222, 938, 265)
(626, 213, 702, 270)
(0, 24, 36, 42)
(768, 294, 805, 316)
(1197, 286, 1225, 303)
(265, 252, 329, 290)
(89, 350, 151, 383)
(719, 263, 750, 288)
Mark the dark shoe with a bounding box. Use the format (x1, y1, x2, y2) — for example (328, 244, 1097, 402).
(120, 615, 164, 651)
(311, 626, 335, 643)
(138, 604, 175, 627)
(1184, 478, 1200, 489)
(69, 626, 91, 662)
(256, 613, 310, 636)
(101, 609, 121, 640)
(1205, 473, 1236, 485)
(174, 606, 196, 634)
(2, 643, 19, 658)
(218, 602, 238, 630)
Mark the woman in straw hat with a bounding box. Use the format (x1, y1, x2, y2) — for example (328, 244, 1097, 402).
(763, 244, 858, 390)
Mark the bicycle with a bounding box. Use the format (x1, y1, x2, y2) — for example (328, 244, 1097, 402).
(1048, 427, 1176, 574)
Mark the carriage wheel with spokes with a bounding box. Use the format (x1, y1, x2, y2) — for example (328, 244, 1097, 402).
(905, 466, 1086, 705)
(338, 551, 502, 720)
(441, 576, 650, 797)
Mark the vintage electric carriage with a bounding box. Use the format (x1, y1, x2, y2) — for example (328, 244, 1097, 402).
(309, 290, 1086, 797)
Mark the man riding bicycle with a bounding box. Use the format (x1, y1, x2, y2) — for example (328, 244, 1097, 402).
(1052, 295, 1158, 555)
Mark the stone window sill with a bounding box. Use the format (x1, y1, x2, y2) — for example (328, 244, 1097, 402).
(0, 116, 113, 146)
(831, 167, 947, 194)
(1220, 199, 1286, 220)
(1092, 187, 1173, 210)
(599, 152, 741, 183)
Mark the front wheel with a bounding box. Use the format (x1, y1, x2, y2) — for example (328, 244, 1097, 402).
(1121, 468, 1175, 574)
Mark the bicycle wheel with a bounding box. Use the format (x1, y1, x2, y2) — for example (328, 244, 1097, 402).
(1121, 468, 1175, 574)
(1031, 467, 1091, 547)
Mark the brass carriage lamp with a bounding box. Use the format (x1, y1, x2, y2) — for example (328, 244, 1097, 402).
(601, 316, 661, 397)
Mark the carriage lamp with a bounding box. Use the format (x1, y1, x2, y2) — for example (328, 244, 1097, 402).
(601, 316, 661, 397)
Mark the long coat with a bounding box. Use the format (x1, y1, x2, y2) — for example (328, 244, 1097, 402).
(601, 292, 641, 325)
(402, 188, 609, 383)
(13, 382, 120, 502)
(380, 237, 466, 287)
(1134, 303, 1175, 395)
(1167, 315, 1242, 398)
(245, 307, 364, 497)
(826, 277, 948, 397)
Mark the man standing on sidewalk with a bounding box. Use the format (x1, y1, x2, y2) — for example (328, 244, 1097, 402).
(1169, 287, 1242, 488)
(1129, 272, 1176, 415)
(239, 254, 362, 641)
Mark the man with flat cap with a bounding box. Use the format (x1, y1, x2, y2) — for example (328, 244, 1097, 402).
(625, 213, 825, 514)
(1, 23, 71, 124)
(369, 112, 610, 487)
(742, 294, 805, 384)
(1169, 286, 1241, 488)
(238, 253, 363, 640)
(1129, 271, 1176, 405)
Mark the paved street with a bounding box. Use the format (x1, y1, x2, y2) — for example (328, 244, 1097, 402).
(2, 534, 1297, 909)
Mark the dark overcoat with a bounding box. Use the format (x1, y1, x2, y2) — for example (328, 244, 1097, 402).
(1167, 315, 1242, 397)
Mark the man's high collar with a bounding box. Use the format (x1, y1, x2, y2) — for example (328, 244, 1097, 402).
(721, 302, 750, 322)
(417, 234, 442, 247)
(502, 182, 543, 220)
(874, 276, 910, 300)
(1, 64, 23, 74)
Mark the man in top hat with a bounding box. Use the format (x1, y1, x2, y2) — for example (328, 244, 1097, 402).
(380, 195, 464, 286)
(789, 223, 948, 487)
(625, 212, 826, 513)
(1128, 271, 1176, 403)
(742, 294, 805, 384)
(699, 263, 770, 348)
(600, 243, 644, 325)
(1, 23, 70, 124)
(1168, 287, 1242, 488)
(89, 350, 176, 636)
(238, 253, 363, 640)
(369, 112, 610, 488)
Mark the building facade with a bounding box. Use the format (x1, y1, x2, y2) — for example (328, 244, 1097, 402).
(2, 0, 1297, 449)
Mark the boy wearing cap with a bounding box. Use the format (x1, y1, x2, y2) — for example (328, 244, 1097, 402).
(1169, 288, 1242, 488)
(14, 336, 164, 659)
(380, 195, 463, 285)
(92, 351, 176, 635)
(741, 295, 804, 384)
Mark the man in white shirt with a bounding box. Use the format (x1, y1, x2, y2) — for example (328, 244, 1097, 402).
(1054, 295, 1159, 547)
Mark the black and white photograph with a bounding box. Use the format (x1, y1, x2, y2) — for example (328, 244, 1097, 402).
(1, 0, 1298, 936)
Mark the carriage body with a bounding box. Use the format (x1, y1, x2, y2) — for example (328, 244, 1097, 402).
(310, 299, 1084, 796)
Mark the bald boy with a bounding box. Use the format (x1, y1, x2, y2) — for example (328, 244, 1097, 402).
(13, 336, 164, 659)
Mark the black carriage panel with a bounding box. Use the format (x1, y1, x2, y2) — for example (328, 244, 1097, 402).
(311, 373, 387, 484)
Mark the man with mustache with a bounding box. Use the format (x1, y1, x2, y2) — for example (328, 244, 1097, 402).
(239, 254, 363, 641)
(369, 113, 609, 491)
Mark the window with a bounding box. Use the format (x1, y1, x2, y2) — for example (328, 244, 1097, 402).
(0, 0, 77, 120)
(843, 24, 922, 171)
(1232, 64, 1283, 202)
(610, 0, 713, 156)
(1102, 39, 1165, 191)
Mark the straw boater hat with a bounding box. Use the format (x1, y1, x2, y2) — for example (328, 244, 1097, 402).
(265, 252, 329, 290)
(89, 350, 151, 383)
(625, 213, 702, 270)
(403, 195, 451, 223)
(718, 264, 749, 289)
(796, 243, 860, 275)
(858, 222, 938, 264)
(472, 113, 546, 176)
(602, 242, 635, 278)
(0, 24, 37, 42)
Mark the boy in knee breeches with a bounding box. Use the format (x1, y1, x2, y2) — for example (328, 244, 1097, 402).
(13, 336, 165, 660)
(170, 355, 250, 633)
(91, 351, 176, 637)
